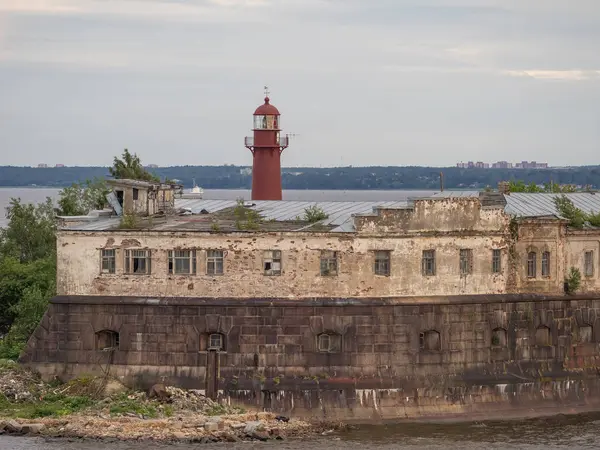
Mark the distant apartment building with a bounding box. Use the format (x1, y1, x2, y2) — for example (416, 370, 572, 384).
(458, 161, 548, 169)
(37, 163, 48, 168)
(146, 164, 159, 169)
(55, 164, 65, 168)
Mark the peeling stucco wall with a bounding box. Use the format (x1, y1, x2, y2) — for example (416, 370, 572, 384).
(57, 231, 511, 298)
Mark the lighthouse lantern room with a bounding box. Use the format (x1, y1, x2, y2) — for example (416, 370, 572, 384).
(244, 89, 289, 200)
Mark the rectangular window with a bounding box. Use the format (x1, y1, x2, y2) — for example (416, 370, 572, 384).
(168, 250, 196, 275)
(132, 188, 139, 200)
(584, 251, 594, 277)
(374, 250, 391, 276)
(527, 252, 537, 278)
(101, 249, 116, 274)
(422, 250, 436, 276)
(320, 250, 338, 276)
(541, 251, 550, 277)
(206, 250, 224, 275)
(459, 249, 473, 275)
(492, 249, 501, 274)
(124, 249, 151, 274)
(263, 250, 282, 276)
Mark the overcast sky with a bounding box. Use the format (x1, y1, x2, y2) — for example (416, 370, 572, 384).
(0, 0, 599, 167)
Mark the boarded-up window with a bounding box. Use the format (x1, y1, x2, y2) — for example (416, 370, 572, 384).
(459, 249, 473, 275)
(491, 328, 507, 347)
(535, 326, 551, 346)
(124, 249, 151, 274)
(579, 325, 593, 343)
(168, 249, 197, 275)
(206, 250, 224, 275)
(419, 330, 441, 351)
(96, 330, 119, 350)
(374, 251, 391, 276)
(527, 252, 537, 278)
(317, 333, 341, 353)
(492, 249, 501, 274)
(132, 188, 139, 201)
(541, 251, 551, 277)
(584, 251, 594, 277)
(320, 251, 338, 276)
(264, 250, 282, 276)
(101, 249, 115, 274)
(422, 250, 436, 276)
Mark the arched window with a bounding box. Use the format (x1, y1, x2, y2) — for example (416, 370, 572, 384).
(317, 333, 341, 353)
(535, 326, 551, 346)
(491, 328, 507, 347)
(527, 252, 537, 278)
(96, 330, 119, 350)
(199, 332, 226, 352)
(419, 330, 441, 351)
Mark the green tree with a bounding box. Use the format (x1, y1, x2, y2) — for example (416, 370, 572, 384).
(0, 198, 56, 263)
(508, 180, 543, 193)
(553, 195, 600, 229)
(304, 205, 329, 223)
(0, 256, 55, 337)
(109, 149, 159, 182)
(58, 178, 109, 216)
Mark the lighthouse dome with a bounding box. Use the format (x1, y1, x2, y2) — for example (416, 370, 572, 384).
(254, 97, 280, 116)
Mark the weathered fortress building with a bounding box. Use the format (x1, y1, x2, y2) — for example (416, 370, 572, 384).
(20, 96, 600, 421)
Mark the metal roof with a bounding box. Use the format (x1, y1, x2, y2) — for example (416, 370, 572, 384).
(504, 193, 600, 218)
(176, 199, 410, 226)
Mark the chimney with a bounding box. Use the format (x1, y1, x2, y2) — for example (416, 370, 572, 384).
(498, 181, 510, 195)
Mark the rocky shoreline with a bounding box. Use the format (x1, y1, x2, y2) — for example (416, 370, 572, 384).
(0, 360, 339, 443)
(0, 411, 330, 443)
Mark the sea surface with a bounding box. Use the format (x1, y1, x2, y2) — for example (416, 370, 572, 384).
(2, 415, 600, 449)
(0, 187, 437, 228)
(3, 186, 600, 448)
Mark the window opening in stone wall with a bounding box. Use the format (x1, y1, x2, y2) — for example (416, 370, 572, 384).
(419, 330, 441, 351)
(101, 249, 115, 274)
(374, 250, 391, 276)
(96, 330, 119, 350)
(133, 188, 139, 201)
(527, 252, 537, 278)
(579, 325, 593, 343)
(422, 250, 436, 276)
(584, 251, 594, 277)
(317, 333, 341, 353)
(199, 332, 226, 351)
(208, 333, 223, 351)
(459, 249, 473, 276)
(206, 250, 224, 275)
(541, 251, 551, 277)
(263, 250, 282, 276)
(168, 249, 197, 275)
(320, 251, 338, 276)
(535, 326, 551, 346)
(491, 328, 507, 347)
(492, 249, 502, 273)
(124, 249, 151, 274)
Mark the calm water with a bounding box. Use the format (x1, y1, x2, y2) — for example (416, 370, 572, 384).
(2, 415, 600, 449)
(0, 187, 436, 228)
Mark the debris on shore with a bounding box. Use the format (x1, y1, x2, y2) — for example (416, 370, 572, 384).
(0, 360, 325, 442)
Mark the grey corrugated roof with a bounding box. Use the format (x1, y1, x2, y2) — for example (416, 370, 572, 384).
(176, 199, 409, 226)
(504, 193, 600, 217)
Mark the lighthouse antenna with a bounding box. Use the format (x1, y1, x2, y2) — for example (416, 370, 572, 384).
(264, 85, 270, 97)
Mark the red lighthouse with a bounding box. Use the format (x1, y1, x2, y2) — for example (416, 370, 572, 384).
(245, 91, 289, 201)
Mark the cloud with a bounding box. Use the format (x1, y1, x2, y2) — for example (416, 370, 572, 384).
(504, 70, 600, 81)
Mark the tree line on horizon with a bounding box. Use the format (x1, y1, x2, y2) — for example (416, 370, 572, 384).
(0, 163, 599, 190)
